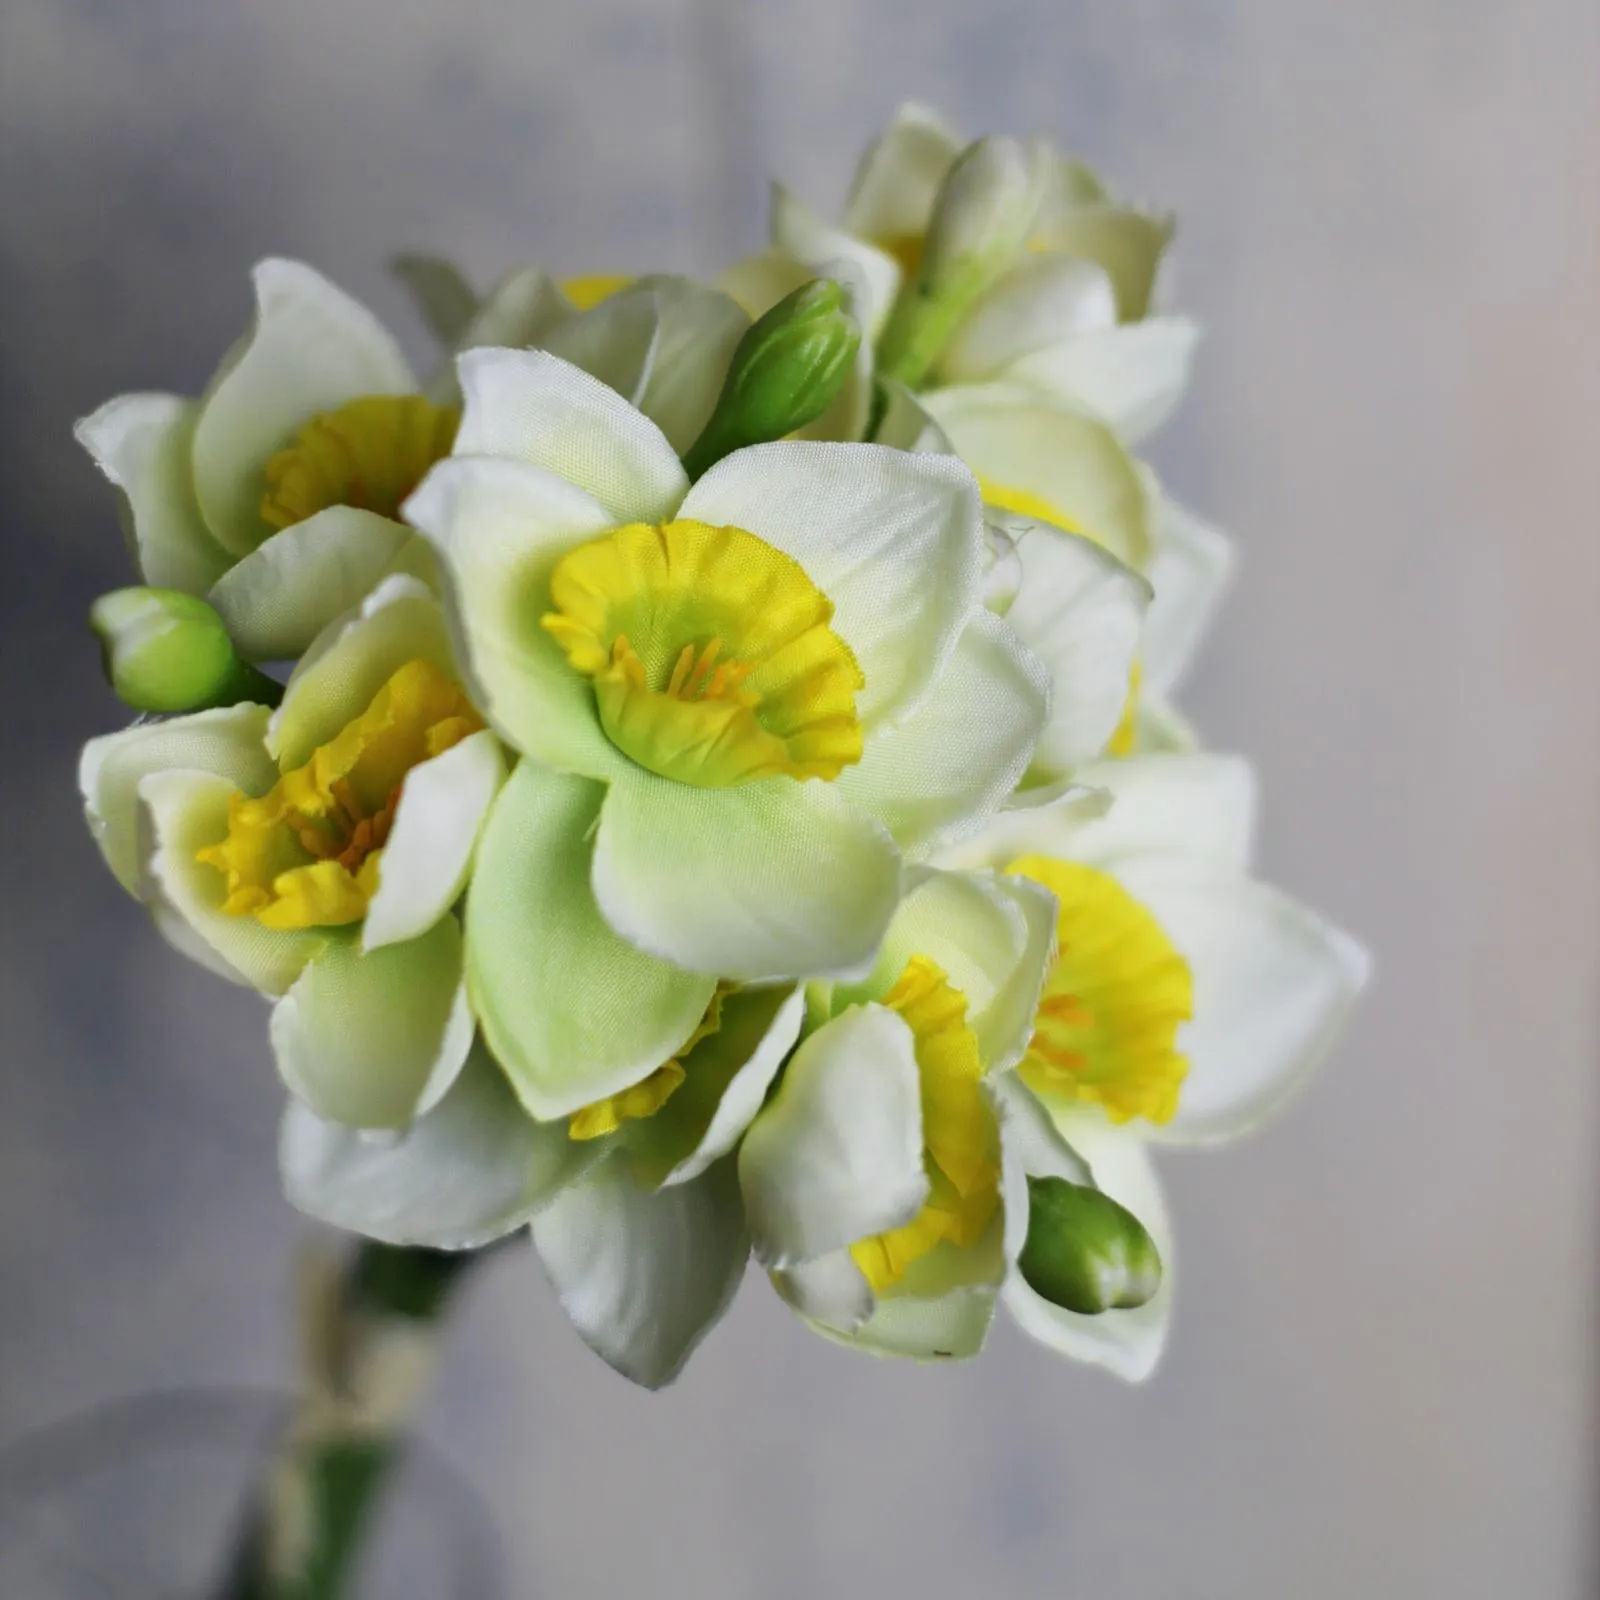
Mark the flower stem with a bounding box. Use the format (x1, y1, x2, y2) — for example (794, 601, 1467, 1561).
(211, 1240, 477, 1600)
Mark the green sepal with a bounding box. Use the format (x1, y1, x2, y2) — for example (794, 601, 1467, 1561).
(681, 278, 861, 479)
(1017, 1174, 1162, 1314)
(90, 586, 282, 711)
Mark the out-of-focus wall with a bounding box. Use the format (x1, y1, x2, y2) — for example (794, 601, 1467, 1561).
(2, 3, 1596, 1596)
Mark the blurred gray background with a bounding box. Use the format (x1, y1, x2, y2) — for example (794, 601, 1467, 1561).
(3, 2, 1597, 1595)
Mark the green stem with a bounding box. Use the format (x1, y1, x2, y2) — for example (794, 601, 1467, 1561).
(211, 1242, 477, 1600)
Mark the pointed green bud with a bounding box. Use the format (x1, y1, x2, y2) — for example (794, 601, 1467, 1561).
(877, 135, 1053, 389)
(90, 587, 282, 712)
(681, 278, 862, 479)
(1017, 1175, 1162, 1315)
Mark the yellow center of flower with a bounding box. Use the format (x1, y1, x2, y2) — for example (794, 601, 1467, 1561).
(260, 395, 460, 532)
(566, 984, 736, 1142)
(542, 519, 864, 788)
(874, 232, 926, 284)
(849, 957, 1002, 1294)
(561, 274, 634, 310)
(1008, 856, 1193, 1124)
(196, 659, 483, 929)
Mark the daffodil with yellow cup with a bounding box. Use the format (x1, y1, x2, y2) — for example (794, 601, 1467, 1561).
(938, 751, 1370, 1377)
(80, 576, 506, 1131)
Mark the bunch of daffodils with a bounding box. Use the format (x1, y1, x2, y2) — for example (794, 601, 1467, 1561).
(79, 105, 1366, 1392)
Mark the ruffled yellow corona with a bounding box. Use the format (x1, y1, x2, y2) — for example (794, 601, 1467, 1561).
(196, 659, 482, 929)
(1009, 855, 1192, 1124)
(542, 519, 864, 787)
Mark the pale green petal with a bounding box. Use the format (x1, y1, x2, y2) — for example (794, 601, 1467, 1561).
(390, 254, 480, 347)
(270, 915, 472, 1131)
(421, 265, 573, 406)
(530, 1154, 749, 1388)
(679, 441, 985, 730)
(847, 1225, 1005, 1360)
(138, 769, 323, 994)
(1003, 522, 1150, 783)
(1034, 206, 1175, 322)
(451, 346, 687, 524)
(715, 252, 815, 320)
(1143, 494, 1236, 696)
(772, 185, 902, 339)
(842, 102, 964, 241)
(836, 868, 1054, 1074)
(871, 380, 951, 453)
(1002, 1100, 1172, 1381)
(1106, 858, 1371, 1145)
(924, 384, 1153, 568)
(628, 986, 807, 1189)
(582, 275, 749, 453)
(935, 255, 1118, 384)
(838, 608, 1046, 857)
(74, 394, 231, 593)
(208, 507, 412, 661)
(536, 287, 657, 407)
(1134, 696, 1200, 754)
(739, 1003, 926, 1268)
(193, 259, 416, 558)
(81, 704, 276, 894)
(1004, 317, 1200, 443)
(266, 575, 456, 769)
(363, 729, 506, 951)
(467, 762, 717, 1120)
(281, 1040, 594, 1248)
(592, 769, 902, 981)
(401, 454, 627, 780)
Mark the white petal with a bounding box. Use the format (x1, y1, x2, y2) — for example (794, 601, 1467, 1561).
(839, 608, 1047, 857)
(644, 986, 808, 1188)
(679, 441, 984, 730)
(137, 769, 323, 994)
(362, 729, 506, 951)
(267, 575, 456, 769)
(1143, 494, 1236, 696)
(401, 454, 626, 779)
(715, 252, 815, 320)
(591, 769, 902, 982)
(936, 255, 1118, 383)
(1107, 858, 1371, 1144)
(207, 507, 412, 661)
(458, 265, 570, 352)
(81, 704, 276, 894)
(74, 394, 231, 593)
(772, 185, 902, 339)
(1002, 523, 1149, 784)
(451, 346, 687, 525)
(270, 916, 473, 1131)
(1034, 206, 1174, 322)
(531, 1155, 749, 1388)
(839, 868, 1054, 1074)
(281, 1041, 594, 1248)
(924, 384, 1153, 569)
(466, 762, 718, 1120)
(1003, 1102, 1173, 1381)
(843, 102, 964, 241)
(193, 259, 415, 558)
(739, 1003, 927, 1268)
(1004, 317, 1200, 444)
(771, 1251, 874, 1334)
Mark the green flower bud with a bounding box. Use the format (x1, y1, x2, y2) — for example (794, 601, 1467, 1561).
(90, 587, 282, 712)
(877, 135, 1052, 389)
(681, 279, 862, 480)
(1017, 1174, 1162, 1315)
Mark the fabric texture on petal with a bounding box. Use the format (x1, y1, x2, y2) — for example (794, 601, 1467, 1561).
(531, 1155, 749, 1389)
(466, 761, 718, 1120)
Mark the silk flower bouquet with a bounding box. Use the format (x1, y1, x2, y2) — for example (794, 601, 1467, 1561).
(74, 103, 1368, 1596)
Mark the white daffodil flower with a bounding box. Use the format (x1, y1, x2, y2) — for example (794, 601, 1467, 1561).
(401, 346, 1129, 1105)
(738, 867, 1058, 1360)
(728, 102, 1197, 446)
(74, 258, 564, 662)
(939, 752, 1370, 1379)
(79, 576, 506, 1131)
(877, 382, 1227, 763)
